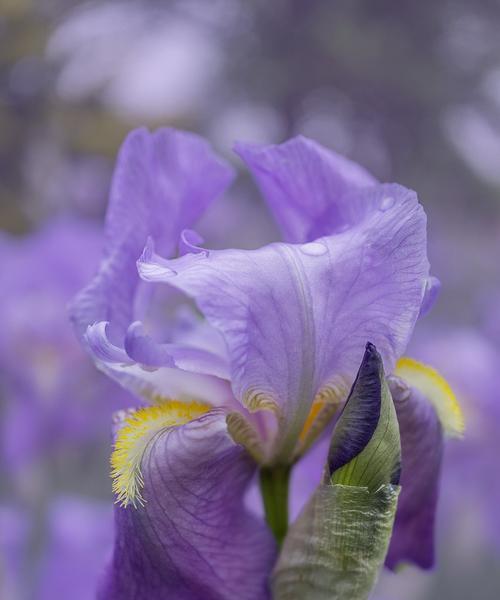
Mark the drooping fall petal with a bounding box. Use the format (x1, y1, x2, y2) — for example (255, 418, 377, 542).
(386, 357, 464, 570)
(100, 409, 276, 600)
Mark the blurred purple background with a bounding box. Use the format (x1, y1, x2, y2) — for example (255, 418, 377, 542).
(1, 1, 499, 598)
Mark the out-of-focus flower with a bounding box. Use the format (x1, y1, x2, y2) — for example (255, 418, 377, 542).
(0, 505, 29, 600)
(443, 104, 500, 187)
(0, 220, 134, 599)
(0, 220, 130, 476)
(71, 128, 462, 598)
(0, 497, 114, 600)
(37, 497, 114, 600)
(47, 2, 224, 121)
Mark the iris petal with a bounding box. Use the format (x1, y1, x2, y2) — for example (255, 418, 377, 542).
(70, 127, 234, 389)
(386, 359, 463, 570)
(385, 377, 444, 570)
(235, 135, 376, 243)
(139, 183, 429, 461)
(100, 411, 276, 599)
(395, 357, 464, 437)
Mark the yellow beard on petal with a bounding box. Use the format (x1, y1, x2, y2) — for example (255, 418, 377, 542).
(294, 380, 348, 460)
(299, 401, 325, 443)
(111, 400, 211, 508)
(394, 357, 465, 437)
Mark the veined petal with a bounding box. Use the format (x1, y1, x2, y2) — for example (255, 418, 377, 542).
(235, 136, 377, 243)
(110, 400, 212, 507)
(385, 376, 443, 570)
(101, 410, 276, 599)
(85, 317, 235, 412)
(139, 184, 429, 461)
(237, 136, 439, 321)
(90, 357, 236, 413)
(124, 320, 230, 379)
(71, 127, 234, 345)
(385, 358, 464, 569)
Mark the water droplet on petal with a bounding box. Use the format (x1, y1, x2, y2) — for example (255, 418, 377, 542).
(300, 241, 328, 256)
(380, 196, 395, 211)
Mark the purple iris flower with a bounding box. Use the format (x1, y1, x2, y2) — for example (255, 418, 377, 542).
(71, 129, 461, 598)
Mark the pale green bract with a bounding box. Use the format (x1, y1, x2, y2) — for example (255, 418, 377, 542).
(273, 484, 400, 599)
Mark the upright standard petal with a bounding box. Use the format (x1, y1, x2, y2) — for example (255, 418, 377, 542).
(71, 127, 234, 343)
(235, 135, 376, 243)
(386, 358, 463, 570)
(100, 409, 276, 600)
(139, 184, 429, 461)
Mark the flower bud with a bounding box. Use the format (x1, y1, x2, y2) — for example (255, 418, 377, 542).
(273, 343, 401, 600)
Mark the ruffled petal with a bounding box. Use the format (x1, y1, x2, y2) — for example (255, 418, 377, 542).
(178, 229, 207, 256)
(90, 356, 236, 412)
(139, 184, 429, 460)
(71, 127, 234, 345)
(100, 411, 276, 600)
(84, 317, 234, 412)
(85, 322, 134, 364)
(235, 135, 376, 243)
(385, 377, 443, 570)
(123, 320, 230, 379)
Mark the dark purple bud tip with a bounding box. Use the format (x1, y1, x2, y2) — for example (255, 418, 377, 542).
(328, 342, 383, 476)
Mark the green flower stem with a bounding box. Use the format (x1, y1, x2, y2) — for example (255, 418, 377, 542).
(259, 465, 291, 546)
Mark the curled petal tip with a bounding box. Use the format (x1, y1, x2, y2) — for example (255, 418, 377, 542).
(419, 276, 441, 317)
(179, 229, 207, 256)
(395, 357, 464, 437)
